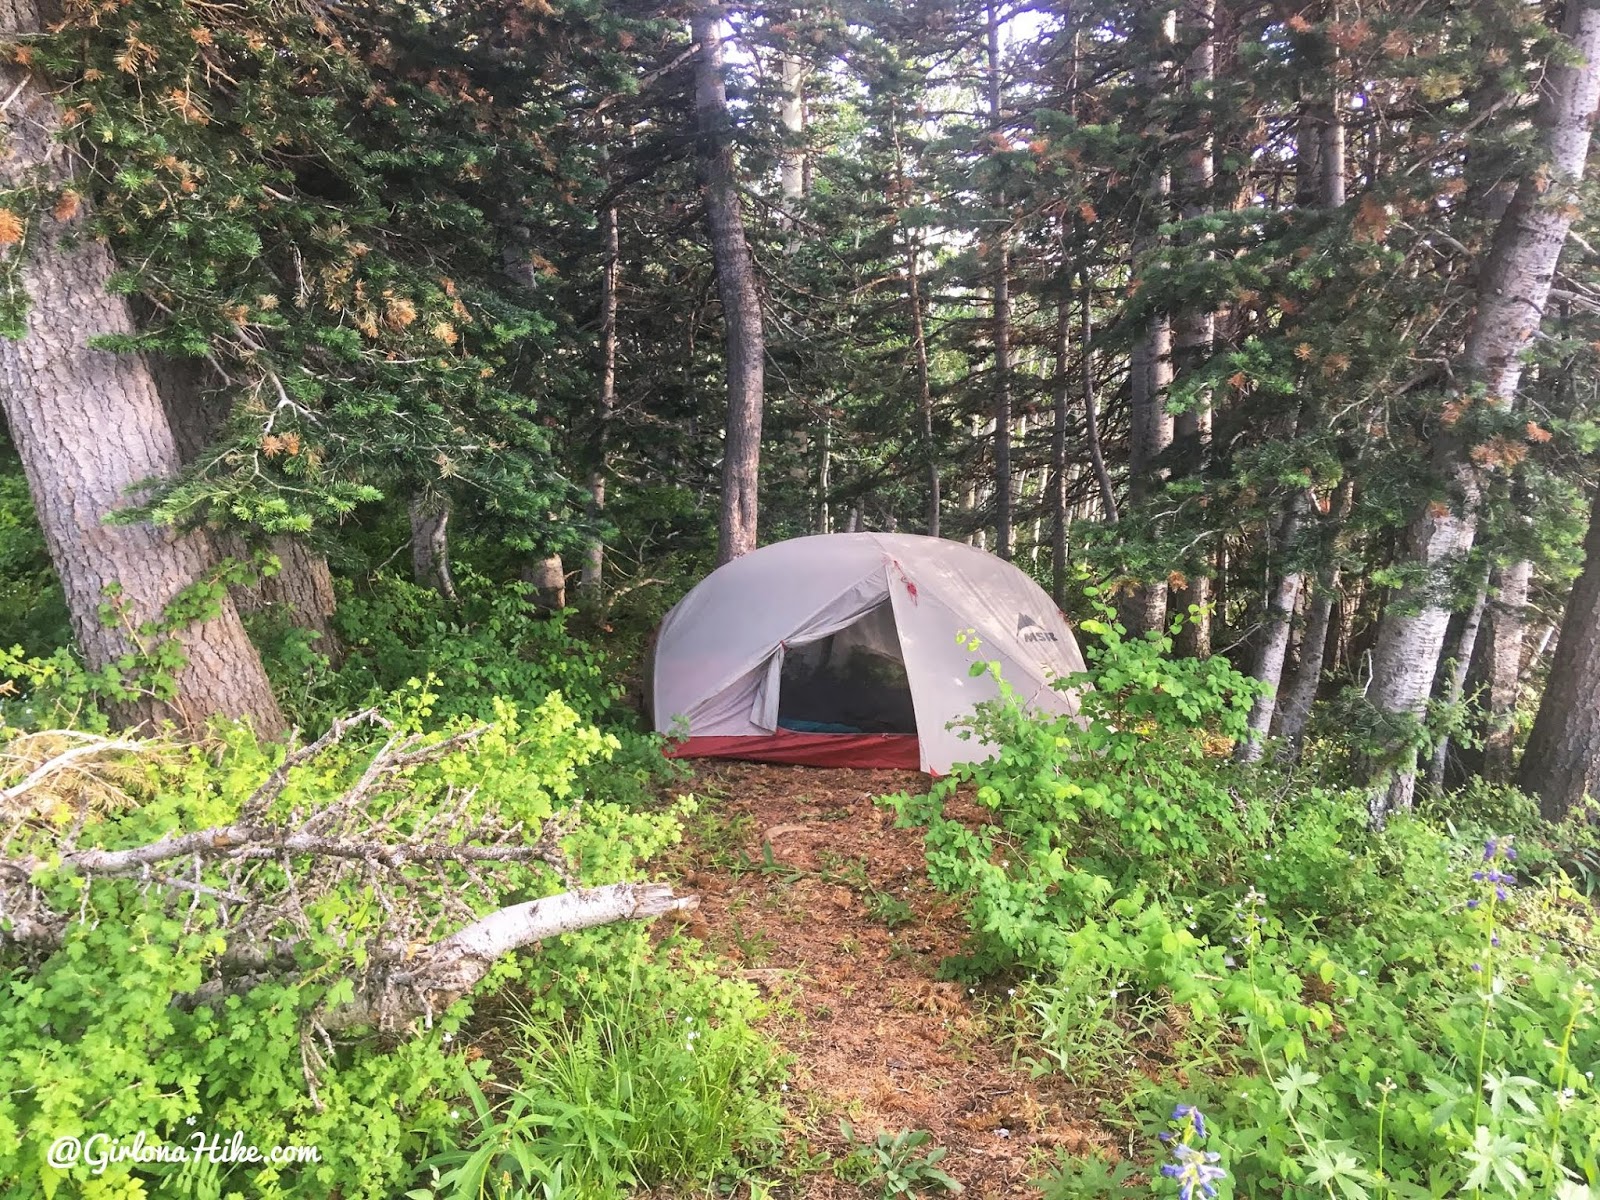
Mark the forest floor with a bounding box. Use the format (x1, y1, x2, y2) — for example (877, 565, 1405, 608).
(663, 761, 1122, 1200)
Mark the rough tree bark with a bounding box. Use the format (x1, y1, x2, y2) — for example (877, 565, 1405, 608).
(154, 354, 341, 661)
(1050, 261, 1073, 604)
(523, 554, 567, 616)
(906, 231, 941, 537)
(1078, 258, 1117, 524)
(1464, 558, 1533, 781)
(1169, 0, 1216, 659)
(1366, 0, 1600, 824)
(985, 0, 1013, 559)
(409, 498, 458, 601)
(693, 2, 767, 565)
(1519, 484, 1600, 821)
(1123, 6, 1178, 634)
(0, 4, 285, 738)
(581, 203, 620, 602)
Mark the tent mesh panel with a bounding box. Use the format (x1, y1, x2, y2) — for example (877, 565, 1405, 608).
(777, 605, 916, 734)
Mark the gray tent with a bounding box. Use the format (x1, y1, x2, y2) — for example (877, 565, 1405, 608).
(652, 533, 1085, 773)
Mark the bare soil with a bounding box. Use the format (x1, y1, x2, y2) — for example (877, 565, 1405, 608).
(664, 761, 1119, 1199)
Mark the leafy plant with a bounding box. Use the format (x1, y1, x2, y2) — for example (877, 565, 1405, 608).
(838, 1122, 963, 1199)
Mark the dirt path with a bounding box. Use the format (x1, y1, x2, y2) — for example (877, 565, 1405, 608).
(668, 761, 1114, 1199)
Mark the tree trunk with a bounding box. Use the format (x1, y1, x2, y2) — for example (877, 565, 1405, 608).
(693, 3, 767, 565)
(906, 233, 940, 537)
(409, 498, 457, 602)
(1519, 484, 1600, 822)
(985, 0, 1013, 560)
(816, 418, 832, 534)
(1473, 558, 1532, 781)
(581, 203, 620, 602)
(1050, 261, 1072, 605)
(151, 352, 341, 661)
(1427, 574, 1489, 790)
(1169, 0, 1215, 659)
(1274, 572, 1338, 761)
(1236, 502, 1306, 762)
(1123, 8, 1177, 635)
(778, 11, 806, 215)
(1365, 0, 1600, 825)
(523, 554, 566, 616)
(0, 11, 284, 738)
(1078, 257, 1117, 524)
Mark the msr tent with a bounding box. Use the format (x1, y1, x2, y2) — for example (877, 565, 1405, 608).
(650, 532, 1086, 773)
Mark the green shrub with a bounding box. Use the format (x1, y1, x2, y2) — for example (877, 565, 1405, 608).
(881, 599, 1267, 972)
(879, 597, 1600, 1199)
(0, 687, 734, 1200)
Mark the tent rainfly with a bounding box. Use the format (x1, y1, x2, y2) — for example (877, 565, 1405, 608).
(650, 533, 1086, 773)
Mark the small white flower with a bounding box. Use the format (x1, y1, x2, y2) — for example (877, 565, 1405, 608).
(1263, 854, 1273, 861)
(442, 1031, 453, 1043)
(1007, 989, 1015, 997)
(450, 1109, 460, 1121)
(1358, 970, 1368, 977)
(186, 1116, 197, 1127)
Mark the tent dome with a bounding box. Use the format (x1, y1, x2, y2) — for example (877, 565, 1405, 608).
(652, 533, 1085, 773)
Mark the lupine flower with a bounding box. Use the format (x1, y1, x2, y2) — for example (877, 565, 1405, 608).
(1172, 1104, 1207, 1139)
(1161, 1142, 1227, 1200)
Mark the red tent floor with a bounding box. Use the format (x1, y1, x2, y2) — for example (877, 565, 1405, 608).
(665, 732, 921, 771)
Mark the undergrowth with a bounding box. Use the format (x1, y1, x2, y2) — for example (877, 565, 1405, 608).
(884, 600, 1600, 1200)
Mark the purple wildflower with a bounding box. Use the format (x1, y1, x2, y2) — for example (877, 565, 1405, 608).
(1467, 898, 1480, 909)
(1161, 1143, 1227, 1200)
(1172, 1104, 1207, 1139)
(1484, 839, 1498, 861)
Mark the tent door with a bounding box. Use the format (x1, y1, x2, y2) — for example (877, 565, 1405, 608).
(774, 602, 917, 735)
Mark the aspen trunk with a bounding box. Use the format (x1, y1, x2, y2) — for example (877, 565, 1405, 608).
(0, 6, 284, 738)
(778, 11, 805, 213)
(409, 498, 457, 602)
(581, 203, 620, 601)
(1427, 576, 1489, 790)
(1519, 485, 1600, 821)
(1236, 501, 1306, 762)
(1275, 572, 1338, 761)
(693, 3, 767, 565)
(1366, 0, 1600, 824)
(816, 419, 832, 535)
